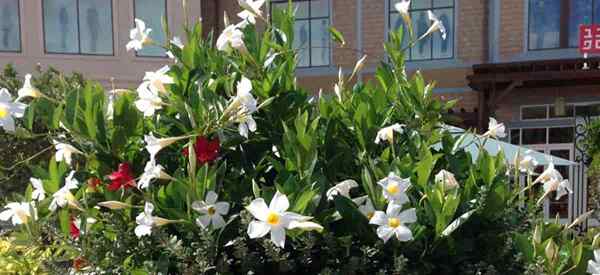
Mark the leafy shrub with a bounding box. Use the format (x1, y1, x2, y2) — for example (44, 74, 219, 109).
(0, 64, 85, 197)
(0, 2, 597, 274)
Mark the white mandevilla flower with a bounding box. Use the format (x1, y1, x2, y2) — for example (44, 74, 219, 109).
(394, 0, 411, 27)
(135, 202, 173, 237)
(31, 177, 45, 201)
(378, 172, 411, 204)
(237, 0, 265, 26)
(144, 132, 187, 161)
(0, 88, 27, 132)
(588, 249, 600, 275)
(17, 74, 41, 101)
(543, 178, 573, 201)
(483, 117, 506, 138)
(0, 202, 37, 226)
(49, 171, 81, 212)
(518, 154, 539, 174)
(424, 10, 447, 40)
(229, 77, 258, 138)
(138, 160, 172, 189)
(217, 24, 246, 52)
(171, 36, 184, 49)
(370, 203, 417, 243)
(533, 162, 563, 185)
(126, 18, 152, 52)
(53, 140, 83, 166)
(144, 66, 174, 94)
(135, 82, 163, 117)
(192, 191, 230, 229)
(326, 179, 359, 201)
(375, 123, 405, 144)
(434, 169, 459, 190)
(353, 196, 376, 220)
(246, 191, 323, 248)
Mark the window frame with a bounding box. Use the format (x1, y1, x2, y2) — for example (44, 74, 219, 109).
(527, 0, 600, 51)
(270, 0, 332, 68)
(132, 0, 169, 58)
(42, 0, 115, 56)
(0, 0, 22, 53)
(387, 0, 456, 61)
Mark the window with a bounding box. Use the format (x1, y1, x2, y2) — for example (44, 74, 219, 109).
(388, 0, 454, 60)
(43, 0, 114, 55)
(0, 0, 20, 52)
(528, 0, 600, 50)
(521, 104, 575, 120)
(271, 0, 331, 67)
(134, 0, 167, 57)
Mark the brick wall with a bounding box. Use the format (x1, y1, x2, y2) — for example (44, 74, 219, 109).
(457, 0, 488, 63)
(499, 0, 525, 61)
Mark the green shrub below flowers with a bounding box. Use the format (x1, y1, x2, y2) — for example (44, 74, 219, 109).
(0, 1, 599, 274)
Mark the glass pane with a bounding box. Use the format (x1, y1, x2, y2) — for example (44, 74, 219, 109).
(528, 0, 561, 49)
(595, 0, 600, 22)
(569, 0, 593, 47)
(522, 106, 547, 119)
(0, 0, 20, 52)
(293, 1, 309, 19)
(432, 8, 453, 59)
(293, 20, 309, 67)
(549, 104, 574, 118)
(521, 128, 547, 144)
(310, 19, 329, 66)
(135, 0, 167, 57)
(78, 0, 113, 55)
(310, 0, 329, 18)
(412, 0, 431, 9)
(548, 127, 573, 143)
(433, 0, 453, 8)
(510, 129, 521, 145)
(44, 0, 79, 53)
(411, 10, 432, 60)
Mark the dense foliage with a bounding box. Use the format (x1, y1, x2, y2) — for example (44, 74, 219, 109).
(0, 1, 598, 274)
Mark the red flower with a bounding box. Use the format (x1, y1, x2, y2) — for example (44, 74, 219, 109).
(182, 137, 220, 165)
(107, 163, 136, 191)
(87, 177, 101, 192)
(70, 217, 80, 239)
(73, 256, 87, 271)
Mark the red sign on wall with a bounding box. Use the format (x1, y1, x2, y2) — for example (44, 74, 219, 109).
(580, 24, 600, 53)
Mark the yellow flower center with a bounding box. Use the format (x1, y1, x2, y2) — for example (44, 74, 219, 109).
(207, 206, 216, 215)
(266, 211, 280, 225)
(386, 183, 399, 194)
(0, 105, 8, 119)
(388, 218, 401, 228)
(367, 212, 374, 220)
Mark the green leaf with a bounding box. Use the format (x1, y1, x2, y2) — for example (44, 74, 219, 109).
(328, 27, 346, 46)
(441, 209, 475, 237)
(58, 208, 70, 237)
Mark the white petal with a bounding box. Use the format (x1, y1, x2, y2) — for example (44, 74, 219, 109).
(369, 211, 388, 226)
(211, 214, 226, 229)
(398, 208, 417, 224)
(247, 220, 271, 239)
(287, 221, 323, 232)
(269, 191, 289, 213)
(394, 225, 414, 241)
(246, 198, 269, 221)
(376, 226, 395, 243)
(0, 116, 15, 132)
(205, 191, 218, 204)
(386, 203, 403, 217)
(196, 215, 211, 229)
(135, 224, 152, 237)
(0, 209, 13, 221)
(270, 226, 286, 248)
(214, 202, 230, 215)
